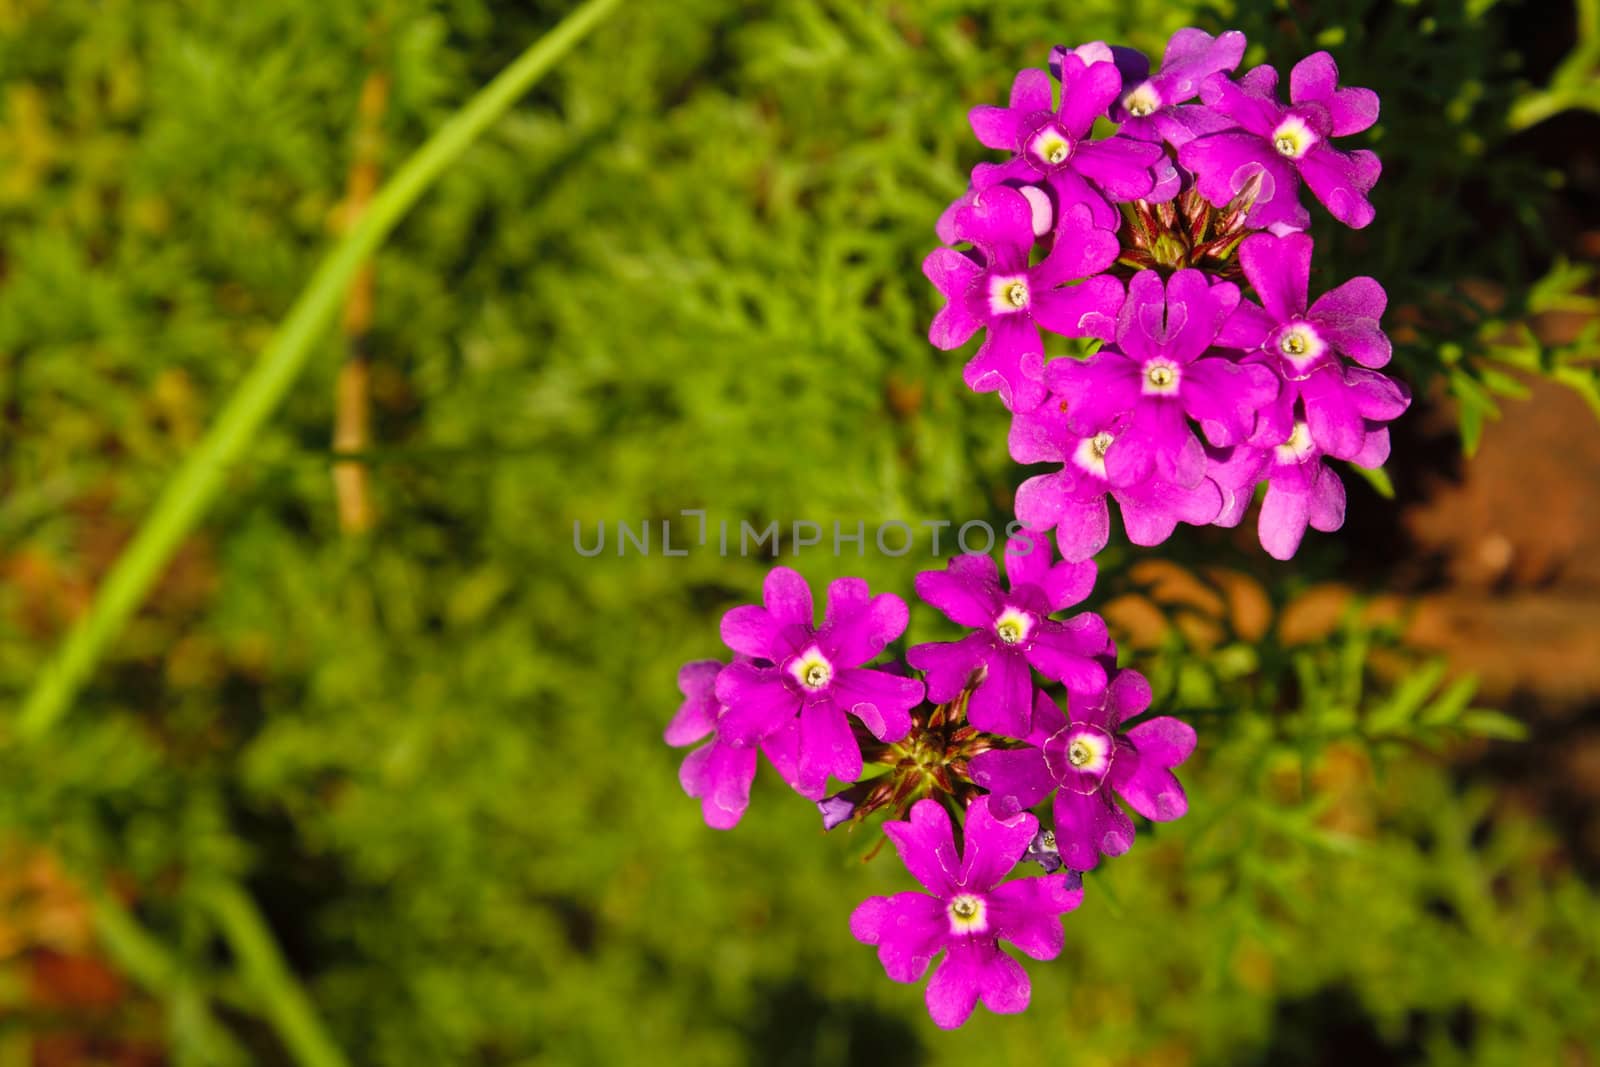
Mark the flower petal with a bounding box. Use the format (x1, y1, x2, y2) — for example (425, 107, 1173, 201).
(987, 873, 1083, 960)
(831, 667, 922, 743)
(818, 578, 908, 665)
(958, 796, 1038, 891)
(850, 892, 948, 982)
(970, 745, 1057, 814)
(884, 798, 963, 897)
(714, 662, 798, 744)
(1052, 787, 1135, 871)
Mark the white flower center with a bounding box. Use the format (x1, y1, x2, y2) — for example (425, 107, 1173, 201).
(1073, 432, 1114, 478)
(1142, 359, 1181, 395)
(1271, 115, 1317, 160)
(993, 606, 1032, 645)
(947, 893, 988, 934)
(1029, 128, 1073, 166)
(1124, 82, 1161, 117)
(1274, 420, 1317, 463)
(789, 647, 834, 691)
(1276, 322, 1327, 370)
(988, 274, 1031, 315)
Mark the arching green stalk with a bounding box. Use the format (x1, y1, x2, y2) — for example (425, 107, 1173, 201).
(19, 0, 622, 736)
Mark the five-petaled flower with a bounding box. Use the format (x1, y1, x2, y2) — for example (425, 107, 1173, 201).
(850, 797, 1084, 1028)
(715, 568, 925, 799)
(907, 537, 1108, 738)
(927, 186, 1122, 412)
(1180, 52, 1381, 230)
(971, 669, 1195, 871)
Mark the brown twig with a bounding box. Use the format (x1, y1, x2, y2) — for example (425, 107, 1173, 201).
(331, 68, 390, 535)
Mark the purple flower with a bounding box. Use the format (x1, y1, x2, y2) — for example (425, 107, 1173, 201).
(1226, 232, 1409, 461)
(1010, 394, 1225, 561)
(966, 52, 1166, 229)
(1108, 29, 1248, 147)
(1050, 268, 1279, 490)
(906, 538, 1107, 739)
(1179, 52, 1380, 230)
(1209, 426, 1353, 560)
(970, 670, 1195, 871)
(667, 659, 802, 830)
(927, 186, 1123, 412)
(850, 797, 1084, 1029)
(715, 568, 925, 800)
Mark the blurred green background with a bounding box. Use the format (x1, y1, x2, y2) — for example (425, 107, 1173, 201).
(2, 0, 1599, 1063)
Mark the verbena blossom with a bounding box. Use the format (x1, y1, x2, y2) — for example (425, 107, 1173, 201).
(926, 186, 1123, 411)
(716, 568, 925, 799)
(1010, 392, 1225, 561)
(966, 49, 1167, 229)
(850, 797, 1084, 1029)
(1180, 52, 1381, 231)
(671, 28, 1400, 1030)
(1204, 231, 1410, 558)
(1049, 268, 1279, 489)
(1228, 231, 1410, 460)
(667, 659, 802, 830)
(970, 669, 1194, 871)
(1107, 29, 1246, 200)
(906, 537, 1107, 739)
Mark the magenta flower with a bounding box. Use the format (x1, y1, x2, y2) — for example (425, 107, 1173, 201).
(1108, 29, 1247, 146)
(1049, 268, 1279, 490)
(850, 797, 1084, 1029)
(970, 670, 1194, 871)
(966, 52, 1166, 229)
(1010, 394, 1223, 561)
(1226, 232, 1410, 460)
(927, 186, 1123, 412)
(715, 568, 924, 800)
(666, 659, 803, 830)
(1209, 372, 1397, 560)
(906, 539, 1107, 739)
(1179, 52, 1380, 230)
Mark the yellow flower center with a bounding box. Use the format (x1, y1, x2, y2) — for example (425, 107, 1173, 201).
(1124, 83, 1160, 118)
(947, 893, 987, 933)
(1005, 281, 1028, 308)
(1068, 739, 1093, 767)
(790, 648, 834, 691)
(1270, 116, 1317, 160)
(993, 607, 1031, 646)
(1143, 360, 1181, 395)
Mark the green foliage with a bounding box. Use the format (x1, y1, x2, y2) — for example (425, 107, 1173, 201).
(1, 1, 1596, 1064)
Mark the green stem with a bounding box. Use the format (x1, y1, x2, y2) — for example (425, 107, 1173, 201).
(86, 886, 249, 1066)
(199, 881, 347, 1067)
(18, 0, 622, 737)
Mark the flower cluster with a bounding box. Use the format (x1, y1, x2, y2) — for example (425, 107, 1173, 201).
(666, 539, 1194, 1027)
(930, 32, 1408, 560)
(667, 29, 1407, 1030)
